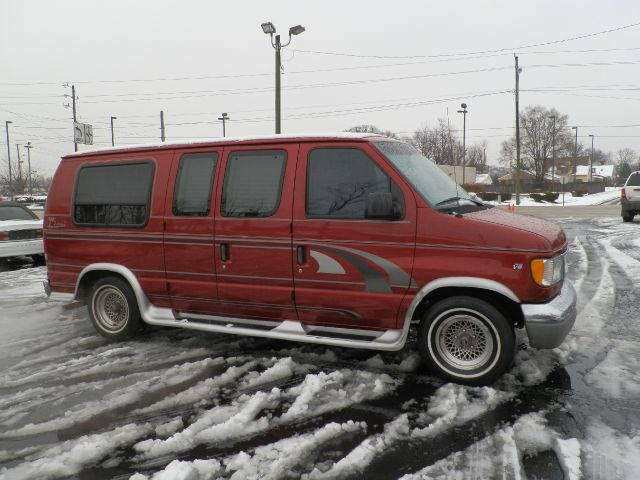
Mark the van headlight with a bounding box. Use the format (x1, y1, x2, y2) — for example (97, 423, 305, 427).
(531, 254, 565, 287)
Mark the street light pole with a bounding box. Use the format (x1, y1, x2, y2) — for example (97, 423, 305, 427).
(572, 126, 578, 182)
(4, 120, 12, 200)
(457, 103, 468, 185)
(588, 134, 594, 183)
(110, 116, 117, 147)
(261, 22, 305, 134)
(218, 112, 230, 137)
(24, 142, 33, 195)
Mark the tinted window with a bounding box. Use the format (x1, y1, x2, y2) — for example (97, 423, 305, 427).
(74, 162, 154, 226)
(0, 206, 37, 221)
(173, 153, 218, 216)
(221, 150, 286, 217)
(628, 173, 640, 187)
(307, 148, 402, 218)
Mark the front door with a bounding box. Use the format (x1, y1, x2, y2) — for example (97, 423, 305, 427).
(292, 142, 416, 331)
(212, 144, 298, 322)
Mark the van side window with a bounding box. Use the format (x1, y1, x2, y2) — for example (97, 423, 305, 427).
(74, 162, 154, 226)
(307, 148, 403, 219)
(173, 153, 218, 216)
(221, 150, 286, 217)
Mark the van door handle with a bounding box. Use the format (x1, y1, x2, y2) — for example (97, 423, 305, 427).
(221, 243, 230, 262)
(297, 245, 306, 265)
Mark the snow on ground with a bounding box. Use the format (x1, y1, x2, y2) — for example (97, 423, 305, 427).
(486, 187, 621, 207)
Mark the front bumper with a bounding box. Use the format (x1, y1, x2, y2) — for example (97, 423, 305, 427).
(522, 281, 577, 349)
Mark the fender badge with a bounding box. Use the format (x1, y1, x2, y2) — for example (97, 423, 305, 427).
(513, 264, 523, 270)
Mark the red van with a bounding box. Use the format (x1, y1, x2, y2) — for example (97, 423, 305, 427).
(43, 133, 576, 385)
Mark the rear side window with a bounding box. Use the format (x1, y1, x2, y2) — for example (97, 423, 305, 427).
(173, 153, 218, 216)
(307, 148, 402, 218)
(74, 162, 154, 226)
(221, 150, 286, 217)
(627, 173, 640, 187)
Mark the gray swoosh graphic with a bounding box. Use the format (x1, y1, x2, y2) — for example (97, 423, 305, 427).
(317, 247, 391, 294)
(326, 244, 416, 288)
(310, 250, 346, 275)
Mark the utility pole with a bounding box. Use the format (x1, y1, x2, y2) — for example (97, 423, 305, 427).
(24, 142, 33, 195)
(160, 110, 165, 142)
(549, 115, 556, 188)
(572, 126, 578, 182)
(588, 134, 594, 183)
(110, 116, 117, 147)
(275, 33, 282, 134)
(218, 112, 230, 137)
(4, 120, 12, 200)
(457, 103, 468, 185)
(72, 85, 78, 152)
(514, 55, 522, 205)
(16, 144, 23, 193)
(261, 22, 305, 135)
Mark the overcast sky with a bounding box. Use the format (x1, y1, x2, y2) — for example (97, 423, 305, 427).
(1, 0, 640, 176)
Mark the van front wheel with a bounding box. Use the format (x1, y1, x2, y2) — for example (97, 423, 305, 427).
(88, 276, 142, 341)
(418, 296, 515, 386)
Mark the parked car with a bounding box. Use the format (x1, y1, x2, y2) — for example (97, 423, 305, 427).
(43, 133, 576, 385)
(621, 171, 640, 222)
(0, 202, 44, 263)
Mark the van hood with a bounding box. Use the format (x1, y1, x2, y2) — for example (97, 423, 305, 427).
(466, 207, 566, 252)
(417, 207, 566, 253)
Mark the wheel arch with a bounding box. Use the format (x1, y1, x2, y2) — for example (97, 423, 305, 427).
(75, 264, 144, 307)
(404, 277, 524, 332)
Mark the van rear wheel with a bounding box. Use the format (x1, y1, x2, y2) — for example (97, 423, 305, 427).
(88, 276, 142, 341)
(418, 296, 515, 386)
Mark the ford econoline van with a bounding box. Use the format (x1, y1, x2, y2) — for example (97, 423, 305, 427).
(44, 133, 576, 385)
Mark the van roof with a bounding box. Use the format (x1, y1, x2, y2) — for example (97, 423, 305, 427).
(63, 132, 386, 159)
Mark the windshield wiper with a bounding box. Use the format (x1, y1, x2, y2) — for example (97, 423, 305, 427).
(435, 196, 463, 207)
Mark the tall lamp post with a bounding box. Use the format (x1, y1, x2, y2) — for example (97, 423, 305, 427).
(110, 116, 117, 147)
(218, 112, 230, 137)
(571, 126, 578, 182)
(457, 103, 468, 185)
(548, 115, 556, 187)
(4, 120, 12, 200)
(24, 142, 33, 195)
(261, 21, 305, 134)
(588, 134, 594, 183)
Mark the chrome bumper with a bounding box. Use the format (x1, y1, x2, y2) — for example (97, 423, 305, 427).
(522, 281, 577, 349)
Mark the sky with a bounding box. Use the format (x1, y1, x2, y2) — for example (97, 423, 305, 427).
(1, 0, 640, 177)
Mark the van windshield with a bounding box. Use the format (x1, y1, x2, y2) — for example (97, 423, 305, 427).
(373, 141, 483, 211)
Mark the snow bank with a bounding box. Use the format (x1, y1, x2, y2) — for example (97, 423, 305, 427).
(0, 423, 153, 480)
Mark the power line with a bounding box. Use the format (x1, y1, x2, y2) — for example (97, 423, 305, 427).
(290, 21, 640, 59)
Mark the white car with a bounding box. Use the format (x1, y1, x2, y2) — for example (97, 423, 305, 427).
(0, 202, 44, 262)
(622, 171, 640, 222)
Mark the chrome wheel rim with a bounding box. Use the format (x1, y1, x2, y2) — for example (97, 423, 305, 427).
(92, 285, 129, 333)
(434, 313, 494, 371)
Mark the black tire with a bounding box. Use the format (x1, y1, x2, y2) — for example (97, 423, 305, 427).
(31, 254, 46, 266)
(87, 276, 142, 341)
(418, 296, 515, 386)
(622, 213, 634, 223)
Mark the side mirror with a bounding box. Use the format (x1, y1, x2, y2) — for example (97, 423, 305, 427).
(365, 192, 402, 220)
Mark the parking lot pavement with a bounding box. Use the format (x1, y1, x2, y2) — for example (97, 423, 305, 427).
(0, 216, 639, 479)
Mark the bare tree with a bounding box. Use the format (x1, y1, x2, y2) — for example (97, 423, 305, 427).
(616, 148, 637, 165)
(411, 118, 462, 165)
(500, 106, 573, 185)
(346, 125, 398, 139)
(466, 141, 488, 173)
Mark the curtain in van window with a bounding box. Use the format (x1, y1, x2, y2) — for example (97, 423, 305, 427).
(221, 150, 286, 217)
(74, 162, 154, 226)
(173, 153, 218, 216)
